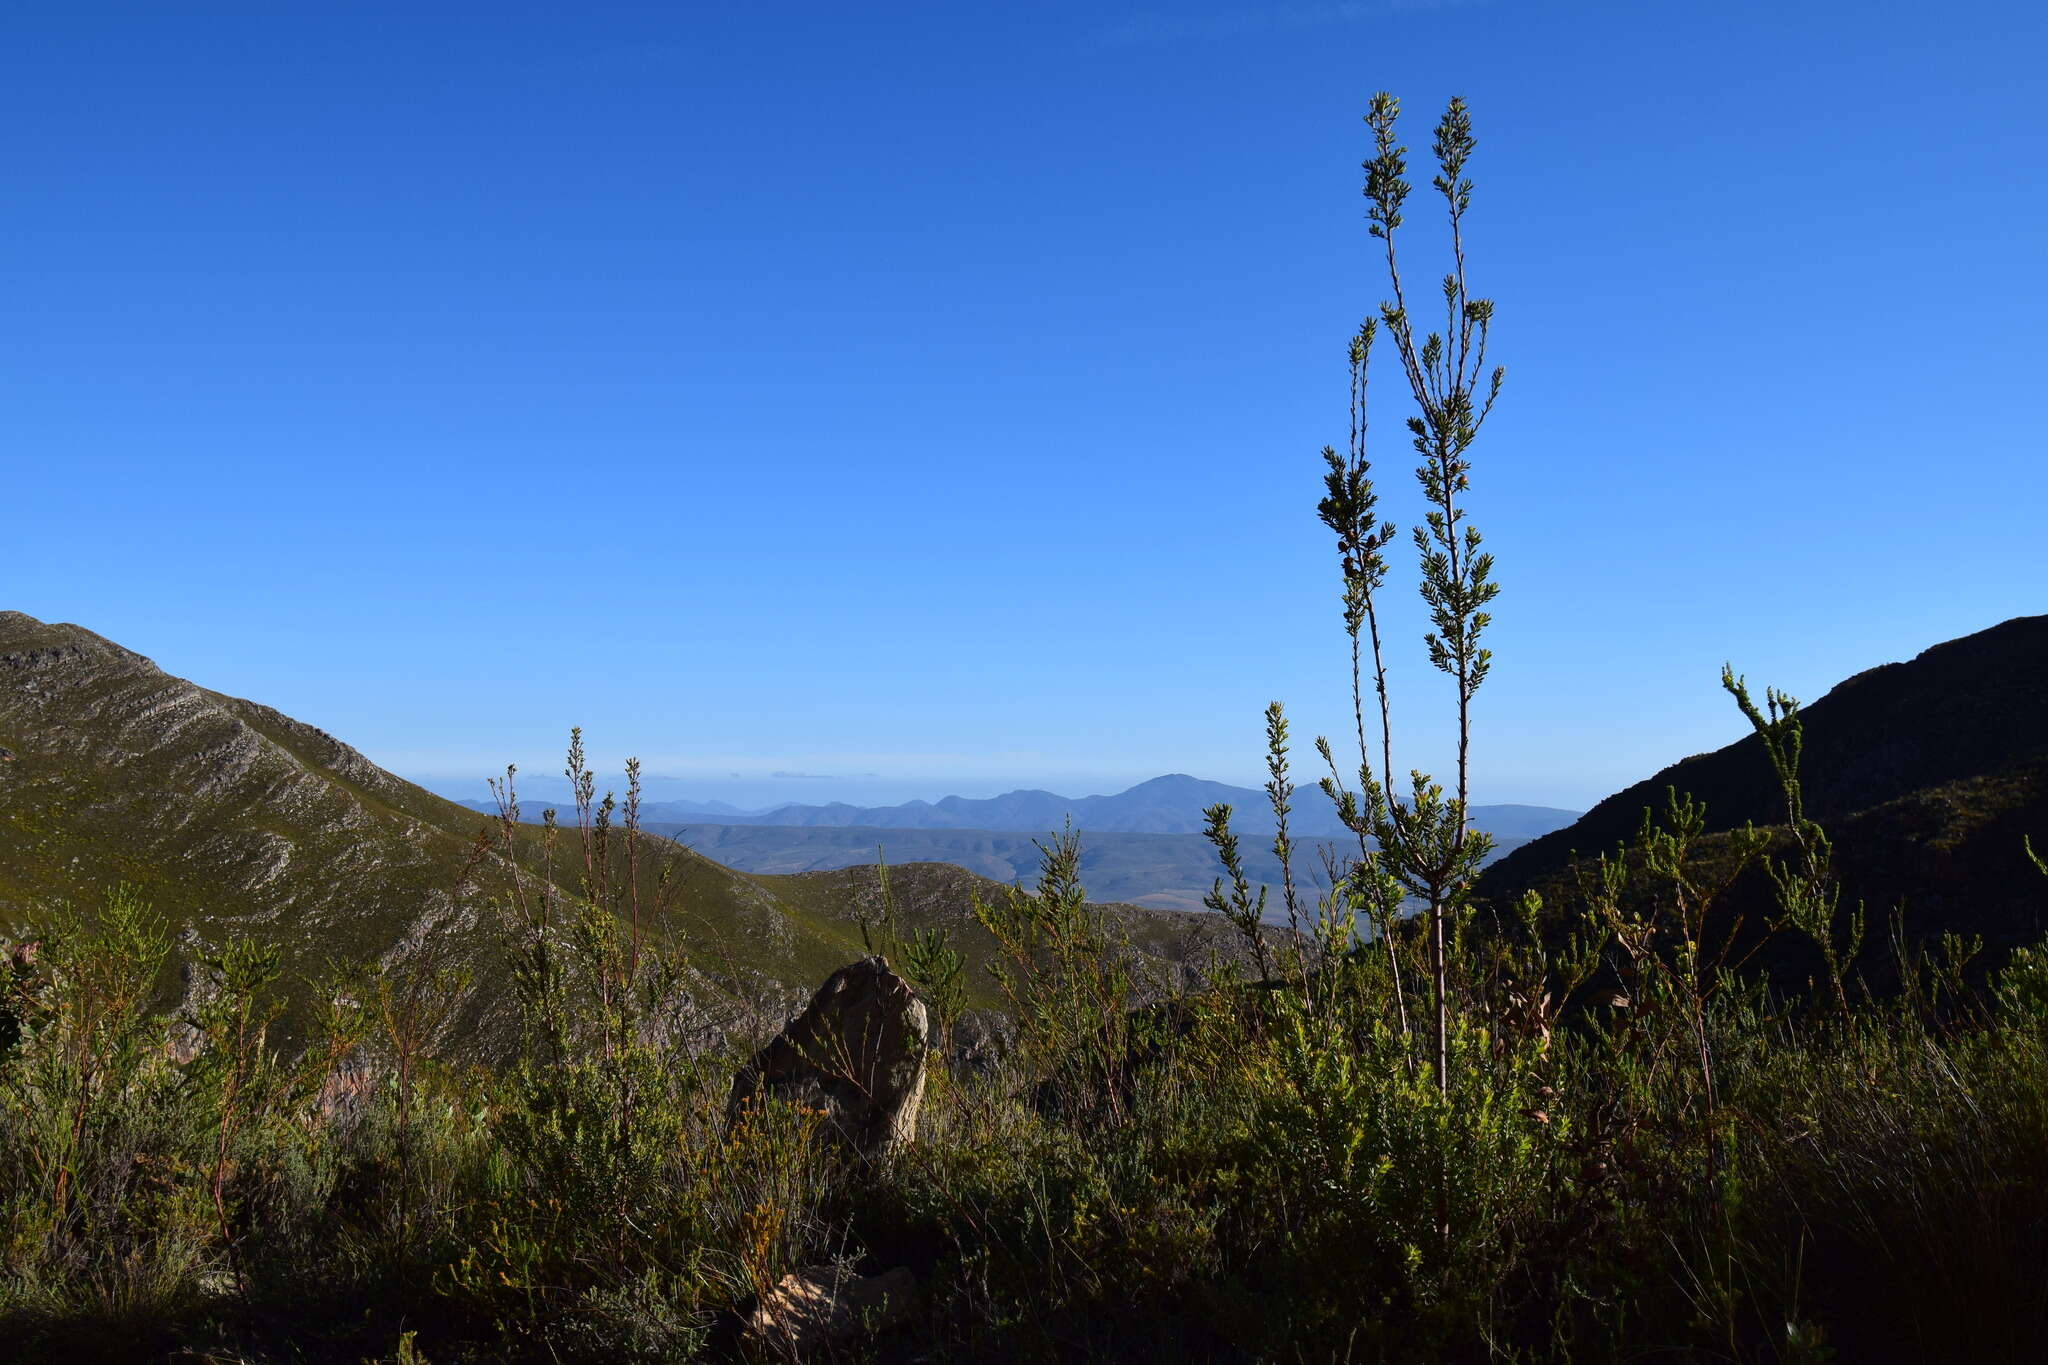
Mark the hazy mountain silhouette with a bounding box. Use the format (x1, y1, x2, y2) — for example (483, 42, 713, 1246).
(501, 775, 1579, 842)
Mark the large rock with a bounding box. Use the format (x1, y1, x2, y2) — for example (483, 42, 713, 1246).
(746, 1265, 921, 1353)
(728, 956, 929, 1157)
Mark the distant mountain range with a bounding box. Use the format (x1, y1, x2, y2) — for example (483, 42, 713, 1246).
(632, 822, 1536, 914)
(452, 779, 1579, 913)
(462, 776, 1579, 842)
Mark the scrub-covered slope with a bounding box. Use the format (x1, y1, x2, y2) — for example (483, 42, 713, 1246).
(0, 612, 1243, 1051)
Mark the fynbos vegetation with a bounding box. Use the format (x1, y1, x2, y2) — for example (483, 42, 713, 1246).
(4, 95, 2047, 1364)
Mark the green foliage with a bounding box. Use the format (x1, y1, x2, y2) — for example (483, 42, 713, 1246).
(6, 803, 2048, 1362)
(1723, 668, 1868, 1032)
(972, 825, 1137, 1121)
(1200, 799, 1271, 979)
(1312, 90, 1513, 1101)
(898, 924, 967, 1046)
(861, 853, 967, 1051)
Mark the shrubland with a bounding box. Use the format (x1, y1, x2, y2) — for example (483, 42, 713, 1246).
(4, 95, 2045, 1362)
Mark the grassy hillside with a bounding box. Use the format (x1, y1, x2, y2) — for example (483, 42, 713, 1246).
(653, 820, 1534, 911)
(753, 856, 1250, 982)
(0, 612, 1246, 1050)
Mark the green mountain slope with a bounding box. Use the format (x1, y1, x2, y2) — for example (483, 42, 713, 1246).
(0, 612, 1242, 1052)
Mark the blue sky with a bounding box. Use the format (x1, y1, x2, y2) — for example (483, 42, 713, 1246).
(6, 0, 2043, 811)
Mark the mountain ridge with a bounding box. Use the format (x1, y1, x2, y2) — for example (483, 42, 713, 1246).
(0, 611, 1255, 1052)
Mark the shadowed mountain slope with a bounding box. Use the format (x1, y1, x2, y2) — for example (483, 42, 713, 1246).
(1477, 615, 2048, 955)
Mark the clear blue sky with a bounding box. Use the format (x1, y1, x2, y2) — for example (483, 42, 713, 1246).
(7, 1, 2043, 811)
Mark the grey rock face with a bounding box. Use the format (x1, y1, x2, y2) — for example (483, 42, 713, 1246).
(948, 1006, 1015, 1077)
(729, 956, 929, 1157)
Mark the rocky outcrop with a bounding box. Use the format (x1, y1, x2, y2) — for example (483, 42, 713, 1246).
(729, 957, 930, 1157)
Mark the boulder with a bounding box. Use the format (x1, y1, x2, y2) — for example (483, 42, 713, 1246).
(948, 1006, 1015, 1077)
(747, 1264, 920, 1353)
(728, 956, 929, 1157)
